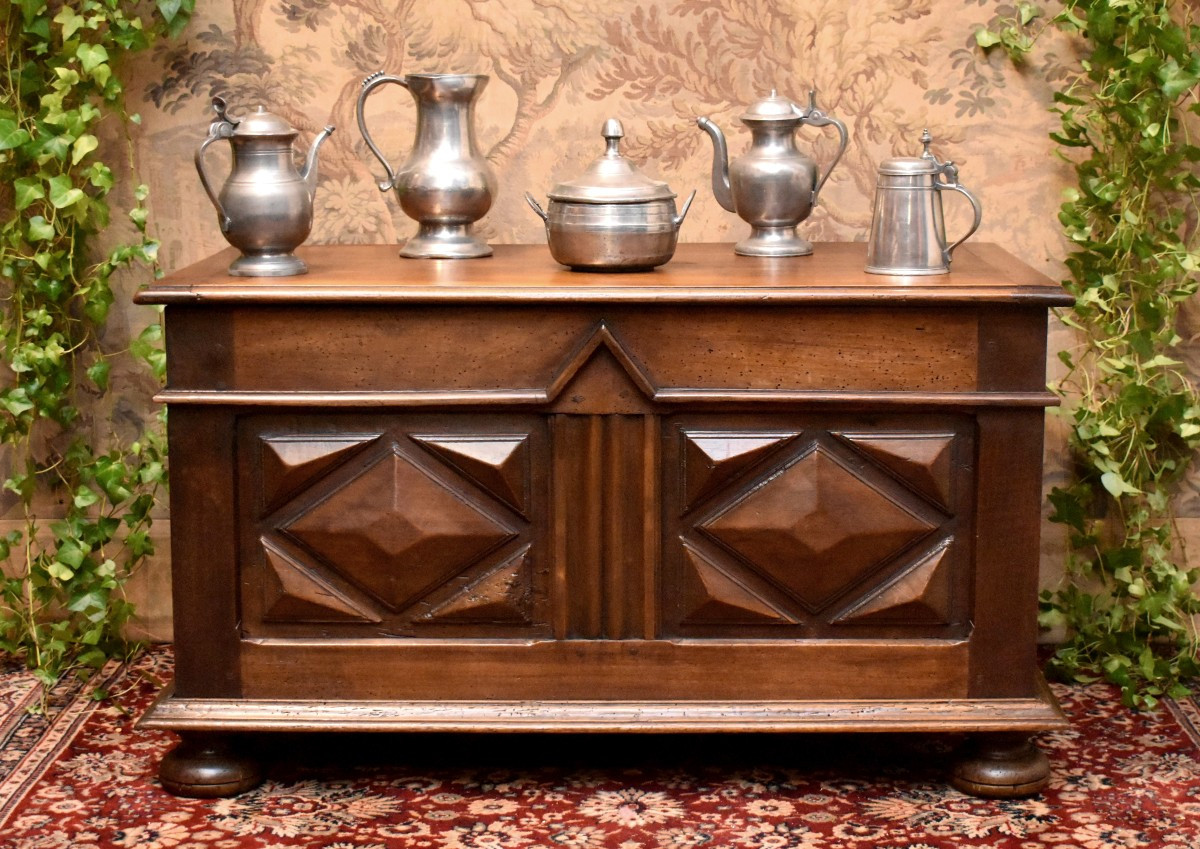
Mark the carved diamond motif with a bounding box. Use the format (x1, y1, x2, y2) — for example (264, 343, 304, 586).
(413, 434, 529, 515)
(284, 448, 517, 612)
(260, 434, 378, 514)
(834, 542, 953, 625)
(682, 430, 797, 510)
(839, 432, 955, 509)
(700, 445, 935, 610)
(678, 543, 793, 625)
(422, 545, 533, 625)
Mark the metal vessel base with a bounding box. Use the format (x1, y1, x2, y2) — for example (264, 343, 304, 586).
(227, 253, 308, 277)
(734, 226, 813, 257)
(400, 223, 492, 259)
(865, 264, 950, 276)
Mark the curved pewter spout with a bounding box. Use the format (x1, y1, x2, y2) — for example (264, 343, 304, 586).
(696, 116, 735, 213)
(300, 125, 335, 197)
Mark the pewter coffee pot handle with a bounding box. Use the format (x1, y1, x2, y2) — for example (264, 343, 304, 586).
(194, 96, 238, 232)
(936, 161, 983, 265)
(356, 71, 410, 192)
(796, 91, 848, 205)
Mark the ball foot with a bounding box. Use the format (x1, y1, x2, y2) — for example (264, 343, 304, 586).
(159, 733, 263, 798)
(952, 733, 1050, 798)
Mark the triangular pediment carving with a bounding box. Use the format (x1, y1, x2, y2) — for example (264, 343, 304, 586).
(546, 323, 658, 413)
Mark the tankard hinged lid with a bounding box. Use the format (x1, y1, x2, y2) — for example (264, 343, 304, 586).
(877, 129, 942, 176)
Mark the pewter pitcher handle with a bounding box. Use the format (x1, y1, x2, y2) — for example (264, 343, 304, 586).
(194, 96, 237, 232)
(356, 71, 410, 192)
(798, 91, 848, 205)
(936, 162, 983, 266)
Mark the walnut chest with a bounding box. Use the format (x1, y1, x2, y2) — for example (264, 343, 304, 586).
(137, 243, 1071, 797)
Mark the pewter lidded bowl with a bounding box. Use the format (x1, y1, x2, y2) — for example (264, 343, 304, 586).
(526, 119, 694, 271)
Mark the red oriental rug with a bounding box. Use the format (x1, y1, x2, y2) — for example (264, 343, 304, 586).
(1, 647, 1199, 848)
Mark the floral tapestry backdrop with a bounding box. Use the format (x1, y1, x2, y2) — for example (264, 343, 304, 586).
(113, 0, 1200, 636)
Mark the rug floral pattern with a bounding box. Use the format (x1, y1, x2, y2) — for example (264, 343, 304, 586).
(1, 648, 1199, 848)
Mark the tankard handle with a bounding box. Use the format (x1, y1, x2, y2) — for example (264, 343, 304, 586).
(356, 71, 410, 192)
(194, 96, 237, 233)
(797, 91, 849, 205)
(936, 162, 983, 266)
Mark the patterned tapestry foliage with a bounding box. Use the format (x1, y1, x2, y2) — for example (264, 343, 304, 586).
(99, 0, 1200, 633)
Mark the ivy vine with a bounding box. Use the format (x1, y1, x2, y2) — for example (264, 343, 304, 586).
(0, 0, 193, 694)
(980, 0, 1200, 708)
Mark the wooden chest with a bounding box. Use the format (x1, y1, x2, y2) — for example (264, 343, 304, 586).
(137, 243, 1071, 797)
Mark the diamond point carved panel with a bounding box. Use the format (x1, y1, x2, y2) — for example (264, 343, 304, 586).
(284, 447, 517, 612)
(700, 444, 935, 611)
(834, 542, 954, 625)
(682, 430, 798, 510)
(838, 432, 955, 509)
(413, 434, 530, 515)
(261, 541, 381, 624)
(259, 434, 379, 514)
(678, 543, 793, 626)
(422, 545, 533, 625)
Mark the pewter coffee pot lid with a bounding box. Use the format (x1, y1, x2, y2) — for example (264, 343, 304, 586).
(738, 89, 805, 124)
(210, 98, 298, 140)
(548, 119, 675, 203)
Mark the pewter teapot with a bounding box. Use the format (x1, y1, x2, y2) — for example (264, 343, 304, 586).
(697, 90, 848, 256)
(865, 130, 982, 275)
(195, 97, 334, 277)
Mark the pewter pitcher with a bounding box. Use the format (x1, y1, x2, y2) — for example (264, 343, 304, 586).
(865, 130, 982, 275)
(356, 72, 496, 259)
(195, 97, 334, 277)
(697, 90, 848, 257)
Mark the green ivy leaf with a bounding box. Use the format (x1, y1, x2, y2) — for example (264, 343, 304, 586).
(974, 29, 1002, 49)
(52, 6, 85, 40)
(47, 174, 85, 209)
(75, 43, 108, 75)
(85, 360, 110, 392)
(0, 118, 31, 151)
(73, 486, 100, 509)
(1100, 471, 1142, 497)
(14, 178, 45, 211)
(71, 134, 98, 165)
(46, 562, 75, 582)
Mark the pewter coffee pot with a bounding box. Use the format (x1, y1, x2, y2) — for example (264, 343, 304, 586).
(195, 97, 334, 277)
(357, 72, 496, 259)
(697, 90, 848, 256)
(865, 130, 982, 275)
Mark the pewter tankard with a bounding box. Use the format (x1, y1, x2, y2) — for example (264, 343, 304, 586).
(356, 72, 496, 259)
(865, 130, 982, 275)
